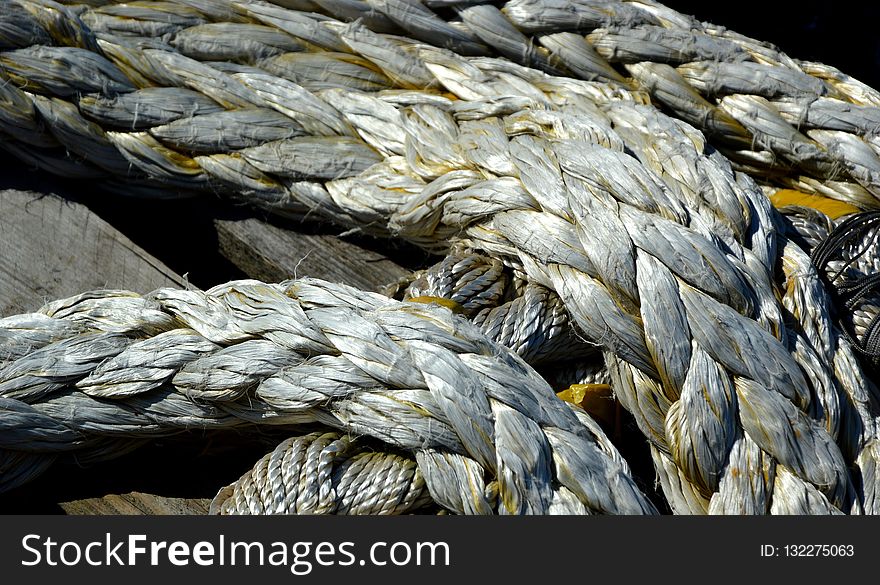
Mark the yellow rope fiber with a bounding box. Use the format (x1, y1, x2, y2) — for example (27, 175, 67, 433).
(558, 383, 618, 432)
(405, 296, 466, 314)
(770, 189, 862, 219)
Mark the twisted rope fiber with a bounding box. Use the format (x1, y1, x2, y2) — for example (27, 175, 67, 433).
(398, 248, 594, 364)
(405, 250, 619, 401)
(2, 0, 880, 513)
(5, 2, 870, 314)
(3, 0, 880, 213)
(210, 432, 437, 515)
(769, 204, 880, 381)
(7, 0, 880, 210)
(0, 0, 867, 271)
(209, 252, 602, 508)
(201, 253, 621, 513)
(0, 278, 656, 514)
(372, 69, 874, 511)
(776, 205, 838, 254)
(291, 0, 880, 209)
(0, 0, 869, 312)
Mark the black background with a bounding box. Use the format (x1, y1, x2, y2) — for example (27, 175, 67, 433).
(670, 0, 880, 90)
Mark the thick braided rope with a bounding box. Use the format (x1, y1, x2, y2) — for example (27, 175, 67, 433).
(1, 0, 647, 228)
(397, 250, 626, 436)
(5, 0, 880, 212)
(3, 0, 880, 513)
(373, 78, 879, 513)
(314, 0, 880, 208)
(772, 205, 880, 370)
(402, 250, 510, 317)
(0, 278, 656, 514)
(777, 205, 838, 254)
(9, 0, 879, 209)
(545, 360, 610, 389)
(802, 211, 880, 512)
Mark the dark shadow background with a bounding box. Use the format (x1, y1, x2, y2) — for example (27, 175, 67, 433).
(671, 1, 880, 89)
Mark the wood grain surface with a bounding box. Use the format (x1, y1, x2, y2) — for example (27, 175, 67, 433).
(0, 190, 185, 316)
(215, 216, 414, 291)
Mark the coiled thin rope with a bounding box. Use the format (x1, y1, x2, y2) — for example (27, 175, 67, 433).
(812, 213, 880, 368)
(401, 249, 594, 364)
(210, 432, 436, 515)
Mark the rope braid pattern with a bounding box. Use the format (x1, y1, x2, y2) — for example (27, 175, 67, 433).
(777, 205, 838, 254)
(390, 253, 614, 431)
(772, 204, 880, 383)
(0, 278, 657, 514)
(1, 0, 879, 513)
(4, 0, 880, 211)
(7, 0, 879, 209)
(801, 214, 880, 514)
(321, 0, 880, 209)
(764, 205, 880, 514)
(384, 251, 617, 407)
(811, 214, 880, 366)
(382, 77, 879, 513)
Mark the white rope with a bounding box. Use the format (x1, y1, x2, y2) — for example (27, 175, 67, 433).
(210, 432, 435, 515)
(0, 278, 657, 514)
(1, 0, 880, 513)
(401, 249, 594, 364)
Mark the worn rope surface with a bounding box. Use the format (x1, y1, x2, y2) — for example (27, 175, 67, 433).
(770, 204, 880, 379)
(211, 251, 613, 514)
(0, 278, 656, 514)
(5, 0, 880, 210)
(210, 432, 437, 515)
(2, 0, 880, 514)
(400, 249, 593, 364)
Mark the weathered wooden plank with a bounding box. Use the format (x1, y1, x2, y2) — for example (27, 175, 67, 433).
(64, 493, 211, 515)
(0, 189, 185, 315)
(215, 216, 414, 291)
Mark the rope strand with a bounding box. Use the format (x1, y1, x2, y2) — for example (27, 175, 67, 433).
(0, 278, 657, 514)
(2, 0, 880, 513)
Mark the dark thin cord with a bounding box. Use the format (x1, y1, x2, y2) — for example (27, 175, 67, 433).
(811, 212, 880, 366)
